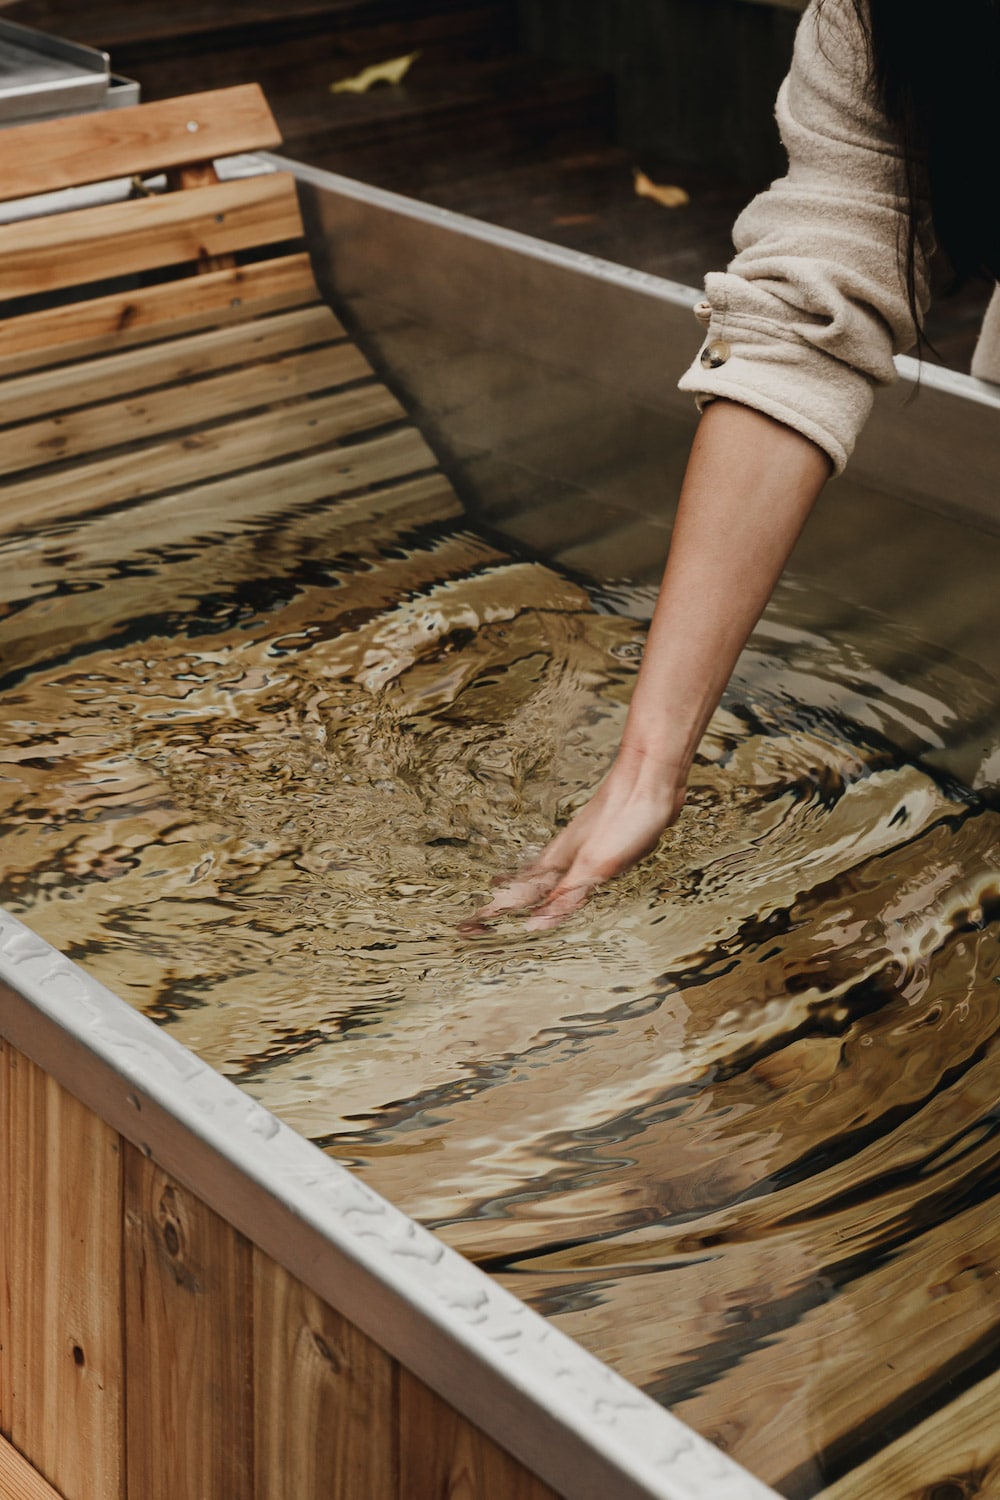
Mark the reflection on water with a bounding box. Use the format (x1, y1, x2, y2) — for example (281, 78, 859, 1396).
(1, 472, 999, 1499)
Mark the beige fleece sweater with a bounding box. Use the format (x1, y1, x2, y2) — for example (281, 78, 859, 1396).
(679, 0, 1000, 474)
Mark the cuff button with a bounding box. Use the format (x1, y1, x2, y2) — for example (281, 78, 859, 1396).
(700, 339, 731, 369)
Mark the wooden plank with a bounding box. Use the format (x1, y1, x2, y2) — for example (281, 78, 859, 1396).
(252, 1253, 395, 1500)
(397, 1366, 561, 1500)
(0, 86, 283, 205)
(0, 306, 345, 428)
(0, 426, 442, 597)
(0, 255, 320, 379)
(0, 1435, 66, 1500)
(123, 1145, 253, 1500)
(0, 382, 405, 535)
(0, 1043, 123, 1500)
(0, 342, 373, 477)
(816, 1366, 1000, 1500)
(0, 174, 304, 302)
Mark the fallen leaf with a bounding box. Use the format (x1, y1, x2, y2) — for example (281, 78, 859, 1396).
(633, 168, 690, 209)
(331, 52, 420, 95)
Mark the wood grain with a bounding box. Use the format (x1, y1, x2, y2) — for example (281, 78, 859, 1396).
(0, 381, 404, 534)
(0, 342, 372, 477)
(815, 1366, 1000, 1500)
(0, 174, 304, 302)
(0, 1042, 123, 1500)
(397, 1366, 562, 1500)
(0, 306, 345, 428)
(0, 1434, 66, 1500)
(675, 1188, 1000, 1491)
(253, 1253, 395, 1500)
(0, 255, 320, 378)
(0, 86, 282, 205)
(123, 1146, 253, 1500)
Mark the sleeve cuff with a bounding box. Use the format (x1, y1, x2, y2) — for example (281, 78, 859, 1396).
(678, 317, 877, 477)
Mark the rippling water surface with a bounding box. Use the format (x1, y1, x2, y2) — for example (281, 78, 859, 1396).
(1, 468, 999, 1498)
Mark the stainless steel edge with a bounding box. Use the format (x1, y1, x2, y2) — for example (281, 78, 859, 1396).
(0, 909, 780, 1500)
(0, 17, 110, 75)
(0, 17, 111, 125)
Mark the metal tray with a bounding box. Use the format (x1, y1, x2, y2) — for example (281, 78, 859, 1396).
(0, 16, 137, 124)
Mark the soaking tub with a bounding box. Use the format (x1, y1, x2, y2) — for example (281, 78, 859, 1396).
(1, 112, 998, 1500)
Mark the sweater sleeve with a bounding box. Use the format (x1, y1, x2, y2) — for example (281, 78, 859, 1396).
(678, 0, 931, 474)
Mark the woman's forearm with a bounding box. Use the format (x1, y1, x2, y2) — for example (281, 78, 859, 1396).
(620, 398, 832, 784)
(477, 398, 833, 926)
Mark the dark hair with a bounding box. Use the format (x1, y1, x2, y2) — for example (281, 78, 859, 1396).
(837, 0, 1000, 328)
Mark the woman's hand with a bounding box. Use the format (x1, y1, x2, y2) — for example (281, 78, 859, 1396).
(476, 746, 686, 929)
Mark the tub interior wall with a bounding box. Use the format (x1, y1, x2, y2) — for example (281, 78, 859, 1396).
(297, 172, 1000, 791)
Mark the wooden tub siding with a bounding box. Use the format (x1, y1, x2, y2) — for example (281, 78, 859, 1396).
(0, 1039, 561, 1500)
(0, 1434, 65, 1500)
(0, 1047, 124, 1500)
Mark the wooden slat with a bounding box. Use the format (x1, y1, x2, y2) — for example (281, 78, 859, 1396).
(815, 1366, 1000, 1500)
(0, 342, 372, 477)
(0, 306, 345, 428)
(0, 425, 442, 579)
(398, 1366, 561, 1500)
(253, 1254, 395, 1500)
(0, 255, 320, 379)
(0, 378, 404, 535)
(0, 1436, 66, 1500)
(123, 1147, 253, 1500)
(0, 174, 304, 302)
(0, 1044, 124, 1500)
(0, 86, 282, 206)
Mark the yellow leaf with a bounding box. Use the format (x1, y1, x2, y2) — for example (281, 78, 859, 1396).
(633, 169, 690, 209)
(331, 52, 420, 95)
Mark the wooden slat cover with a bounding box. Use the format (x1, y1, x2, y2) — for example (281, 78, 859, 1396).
(0, 1435, 66, 1500)
(0, 306, 344, 427)
(0, 382, 405, 534)
(0, 86, 282, 205)
(0, 255, 320, 378)
(0, 342, 371, 477)
(0, 174, 304, 302)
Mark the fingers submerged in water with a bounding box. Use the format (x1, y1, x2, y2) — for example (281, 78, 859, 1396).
(470, 768, 686, 931)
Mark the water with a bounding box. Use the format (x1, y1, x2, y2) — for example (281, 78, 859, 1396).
(1, 469, 998, 1498)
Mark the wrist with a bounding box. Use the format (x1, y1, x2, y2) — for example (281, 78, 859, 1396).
(612, 737, 692, 795)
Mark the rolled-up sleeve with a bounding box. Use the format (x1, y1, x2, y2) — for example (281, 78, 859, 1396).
(678, 0, 931, 474)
